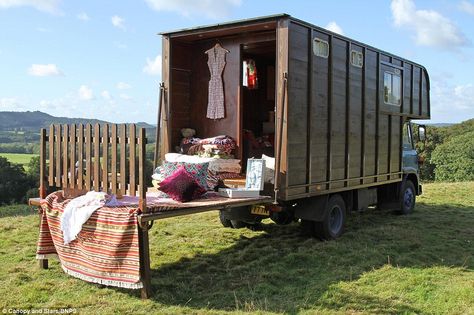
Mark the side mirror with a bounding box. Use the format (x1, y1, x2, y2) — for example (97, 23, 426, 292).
(418, 125, 426, 142)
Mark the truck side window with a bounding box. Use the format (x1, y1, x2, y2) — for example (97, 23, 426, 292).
(351, 50, 363, 68)
(384, 71, 401, 106)
(313, 38, 329, 58)
(403, 122, 413, 150)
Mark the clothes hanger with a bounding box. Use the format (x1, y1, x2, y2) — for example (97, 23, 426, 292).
(215, 39, 229, 52)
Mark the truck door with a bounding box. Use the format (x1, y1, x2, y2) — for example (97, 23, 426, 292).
(402, 121, 418, 174)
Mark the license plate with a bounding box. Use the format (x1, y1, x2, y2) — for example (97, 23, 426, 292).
(250, 204, 270, 216)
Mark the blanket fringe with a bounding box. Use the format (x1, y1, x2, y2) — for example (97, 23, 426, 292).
(36, 254, 58, 260)
(61, 265, 143, 289)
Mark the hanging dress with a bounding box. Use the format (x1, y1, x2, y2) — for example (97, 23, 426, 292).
(206, 44, 228, 119)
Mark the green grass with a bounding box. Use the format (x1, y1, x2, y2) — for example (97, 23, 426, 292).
(0, 182, 473, 314)
(0, 153, 37, 169)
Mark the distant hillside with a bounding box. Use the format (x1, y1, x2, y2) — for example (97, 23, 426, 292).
(427, 123, 454, 127)
(0, 111, 155, 131)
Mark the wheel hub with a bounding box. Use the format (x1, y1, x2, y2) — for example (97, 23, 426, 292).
(404, 188, 414, 209)
(329, 205, 343, 234)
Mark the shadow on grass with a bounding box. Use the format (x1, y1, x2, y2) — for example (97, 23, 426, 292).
(143, 202, 473, 313)
(0, 204, 36, 218)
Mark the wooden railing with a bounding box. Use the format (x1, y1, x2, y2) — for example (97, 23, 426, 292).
(39, 123, 147, 210)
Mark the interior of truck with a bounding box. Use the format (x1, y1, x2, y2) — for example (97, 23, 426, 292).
(166, 29, 277, 185)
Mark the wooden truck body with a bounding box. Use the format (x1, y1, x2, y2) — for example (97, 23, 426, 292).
(158, 14, 430, 236)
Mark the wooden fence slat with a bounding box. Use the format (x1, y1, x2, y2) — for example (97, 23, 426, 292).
(111, 124, 118, 194)
(102, 124, 109, 193)
(138, 128, 147, 212)
(94, 124, 101, 191)
(48, 125, 54, 186)
(55, 125, 62, 187)
(63, 124, 69, 188)
(85, 124, 92, 190)
(40, 129, 47, 199)
(120, 124, 127, 196)
(78, 124, 84, 190)
(129, 124, 136, 196)
(70, 124, 76, 189)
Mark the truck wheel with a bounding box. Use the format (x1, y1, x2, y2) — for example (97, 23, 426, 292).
(398, 180, 416, 215)
(314, 194, 346, 240)
(270, 210, 294, 225)
(230, 220, 247, 229)
(219, 210, 232, 228)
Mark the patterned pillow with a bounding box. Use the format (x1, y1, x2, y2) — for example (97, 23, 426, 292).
(158, 166, 206, 202)
(162, 161, 210, 190)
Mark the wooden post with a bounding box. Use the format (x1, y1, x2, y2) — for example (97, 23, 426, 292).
(111, 124, 118, 194)
(153, 83, 164, 169)
(120, 124, 127, 196)
(102, 124, 109, 193)
(39, 128, 48, 269)
(129, 124, 137, 196)
(138, 127, 151, 298)
(93, 124, 101, 191)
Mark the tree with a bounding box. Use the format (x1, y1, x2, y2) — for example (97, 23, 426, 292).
(0, 157, 31, 204)
(431, 131, 474, 182)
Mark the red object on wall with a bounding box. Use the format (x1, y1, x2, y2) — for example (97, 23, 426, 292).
(247, 59, 258, 90)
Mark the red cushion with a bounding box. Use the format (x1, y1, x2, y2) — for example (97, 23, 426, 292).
(158, 166, 206, 202)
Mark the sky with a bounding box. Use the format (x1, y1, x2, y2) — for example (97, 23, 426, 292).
(0, 0, 473, 124)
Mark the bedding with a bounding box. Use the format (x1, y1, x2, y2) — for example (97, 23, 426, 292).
(161, 161, 210, 190)
(36, 190, 270, 290)
(158, 166, 207, 202)
(165, 153, 241, 174)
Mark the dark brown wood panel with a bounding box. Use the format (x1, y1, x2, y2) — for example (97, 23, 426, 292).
(348, 44, 363, 186)
(310, 31, 329, 185)
(364, 49, 378, 184)
(287, 23, 309, 189)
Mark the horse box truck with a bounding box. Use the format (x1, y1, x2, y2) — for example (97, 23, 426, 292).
(157, 14, 429, 239)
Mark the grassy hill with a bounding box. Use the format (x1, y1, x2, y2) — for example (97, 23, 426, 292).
(0, 111, 157, 154)
(0, 181, 472, 314)
(0, 111, 155, 131)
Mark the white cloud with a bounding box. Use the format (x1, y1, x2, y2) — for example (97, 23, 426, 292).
(143, 55, 161, 76)
(430, 77, 474, 122)
(459, 0, 474, 15)
(101, 90, 112, 100)
(119, 93, 132, 101)
(28, 64, 63, 76)
(144, 0, 241, 18)
(77, 12, 89, 21)
(78, 85, 94, 101)
(111, 15, 125, 30)
(325, 21, 344, 35)
(0, 0, 61, 14)
(116, 82, 131, 90)
(391, 0, 469, 50)
(0, 97, 23, 110)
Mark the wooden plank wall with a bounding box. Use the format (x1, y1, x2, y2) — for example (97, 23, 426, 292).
(43, 124, 147, 201)
(284, 20, 429, 200)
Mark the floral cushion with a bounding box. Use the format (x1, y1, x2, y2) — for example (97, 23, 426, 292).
(162, 161, 210, 190)
(158, 166, 206, 202)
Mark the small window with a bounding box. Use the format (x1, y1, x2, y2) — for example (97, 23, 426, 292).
(384, 71, 401, 106)
(403, 122, 413, 150)
(351, 50, 363, 68)
(313, 38, 329, 58)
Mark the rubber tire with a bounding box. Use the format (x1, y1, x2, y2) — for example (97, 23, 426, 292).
(219, 210, 232, 228)
(313, 194, 347, 240)
(230, 220, 247, 229)
(270, 210, 294, 225)
(398, 180, 416, 215)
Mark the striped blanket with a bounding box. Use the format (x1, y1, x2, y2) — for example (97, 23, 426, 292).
(37, 191, 142, 289)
